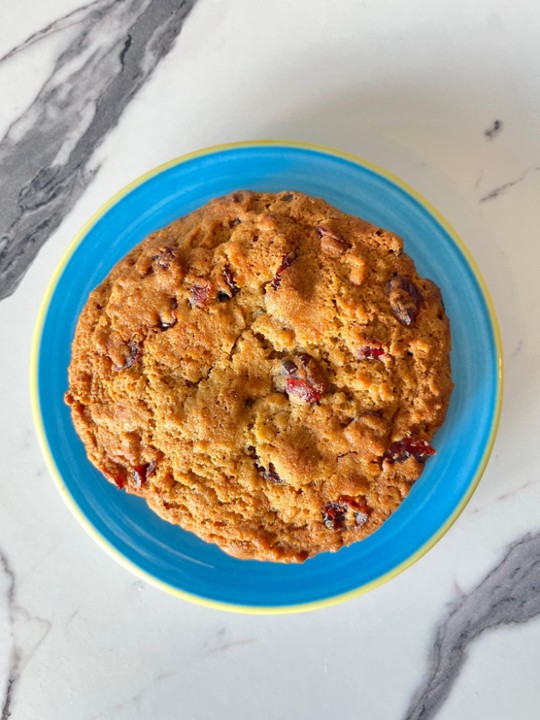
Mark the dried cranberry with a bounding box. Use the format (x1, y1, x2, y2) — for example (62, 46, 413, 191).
(283, 354, 326, 403)
(222, 265, 240, 298)
(255, 462, 283, 483)
(105, 470, 127, 489)
(282, 360, 298, 376)
(152, 247, 175, 270)
(385, 437, 436, 463)
(118, 340, 142, 370)
(286, 378, 322, 404)
(322, 502, 348, 530)
(232, 192, 243, 203)
(340, 495, 372, 526)
(386, 276, 423, 326)
(323, 497, 372, 530)
(132, 459, 158, 489)
(271, 252, 295, 290)
(189, 284, 211, 308)
(358, 344, 385, 360)
(160, 299, 177, 329)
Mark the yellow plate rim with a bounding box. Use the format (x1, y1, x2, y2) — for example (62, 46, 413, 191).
(30, 139, 504, 615)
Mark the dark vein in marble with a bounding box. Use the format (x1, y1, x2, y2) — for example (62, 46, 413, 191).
(484, 119, 503, 140)
(84, 670, 177, 720)
(511, 338, 524, 357)
(480, 165, 540, 202)
(1, 550, 21, 720)
(473, 169, 483, 190)
(469, 479, 534, 516)
(0, 0, 198, 300)
(0, 0, 115, 64)
(201, 627, 257, 657)
(404, 532, 540, 720)
(1, 548, 51, 719)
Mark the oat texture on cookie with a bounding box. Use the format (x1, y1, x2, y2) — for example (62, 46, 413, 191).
(65, 191, 453, 562)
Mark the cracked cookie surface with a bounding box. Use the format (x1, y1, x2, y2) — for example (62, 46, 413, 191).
(65, 191, 453, 562)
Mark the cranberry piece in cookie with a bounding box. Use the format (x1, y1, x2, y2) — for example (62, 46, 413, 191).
(152, 246, 176, 271)
(282, 359, 298, 376)
(357, 344, 385, 360)
(323, 496, 372, 530)
(340, 495, 372, 527)
(160, 299, 177, 329)
(131, 459, 158, 489)
(104, 468, 127, 489)
(322, 502, 348, 530)
(116, 340, 142, 371)
(283, 354, 327, 404)
(189, 283, 212, 308)
(271, 252, 295, 290)
(222, 265, 240, 298)
(286, 378, 322, 404)
(255, 462, 284, 484)
(385, 437, 436, 463)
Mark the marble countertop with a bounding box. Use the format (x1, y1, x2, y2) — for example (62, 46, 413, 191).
(1, 0, 539, 717)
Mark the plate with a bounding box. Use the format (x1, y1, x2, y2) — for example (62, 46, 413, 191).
(31, 141, 502, 613)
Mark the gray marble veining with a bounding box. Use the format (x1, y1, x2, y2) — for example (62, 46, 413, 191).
(484, 119, 503, 140)
(82, 670, 178, 720)
(0, 0, 111, 65)
(1, 548, 51, 720)
(0, 551, 18, 720)
(403, 532, 540, 720)
(200, 627, 256, 657)
(79, 627, 258, 719)
(480, 165, 540, 202)
(0, 0, 197, 301)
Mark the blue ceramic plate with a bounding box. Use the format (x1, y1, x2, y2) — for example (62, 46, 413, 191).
(32, 142, 502, 613)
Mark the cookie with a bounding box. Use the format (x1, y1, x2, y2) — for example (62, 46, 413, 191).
(65, 190, 453, 562)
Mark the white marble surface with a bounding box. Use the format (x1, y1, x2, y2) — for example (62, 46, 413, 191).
(1, 0, 539, 717)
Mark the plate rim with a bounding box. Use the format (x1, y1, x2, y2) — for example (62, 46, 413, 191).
(30, 139, 504, 614)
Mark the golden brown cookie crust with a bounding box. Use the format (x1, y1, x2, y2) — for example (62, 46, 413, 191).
(65, 191, 453, 562)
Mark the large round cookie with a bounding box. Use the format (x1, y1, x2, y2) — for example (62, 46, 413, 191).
(65, 191, 453, 563)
